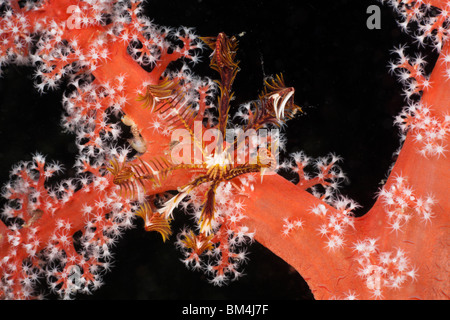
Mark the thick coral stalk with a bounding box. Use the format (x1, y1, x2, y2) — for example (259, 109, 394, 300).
(242, 41, 450, 299)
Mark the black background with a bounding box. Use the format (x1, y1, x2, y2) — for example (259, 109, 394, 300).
(0, 0, 436, 299)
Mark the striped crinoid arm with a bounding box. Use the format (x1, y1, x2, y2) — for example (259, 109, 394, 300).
(135, 200, 172, 242)
(138, 76, 201, 135)
(201, 33, 240, 136)
(243, 74, 302, 131)
(106, 153, 204, 199)
(106, 157, 163, 199)
(260, 74, 302, 122)
(137, 77, 183, 111)
(106, 157, 136, 196)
